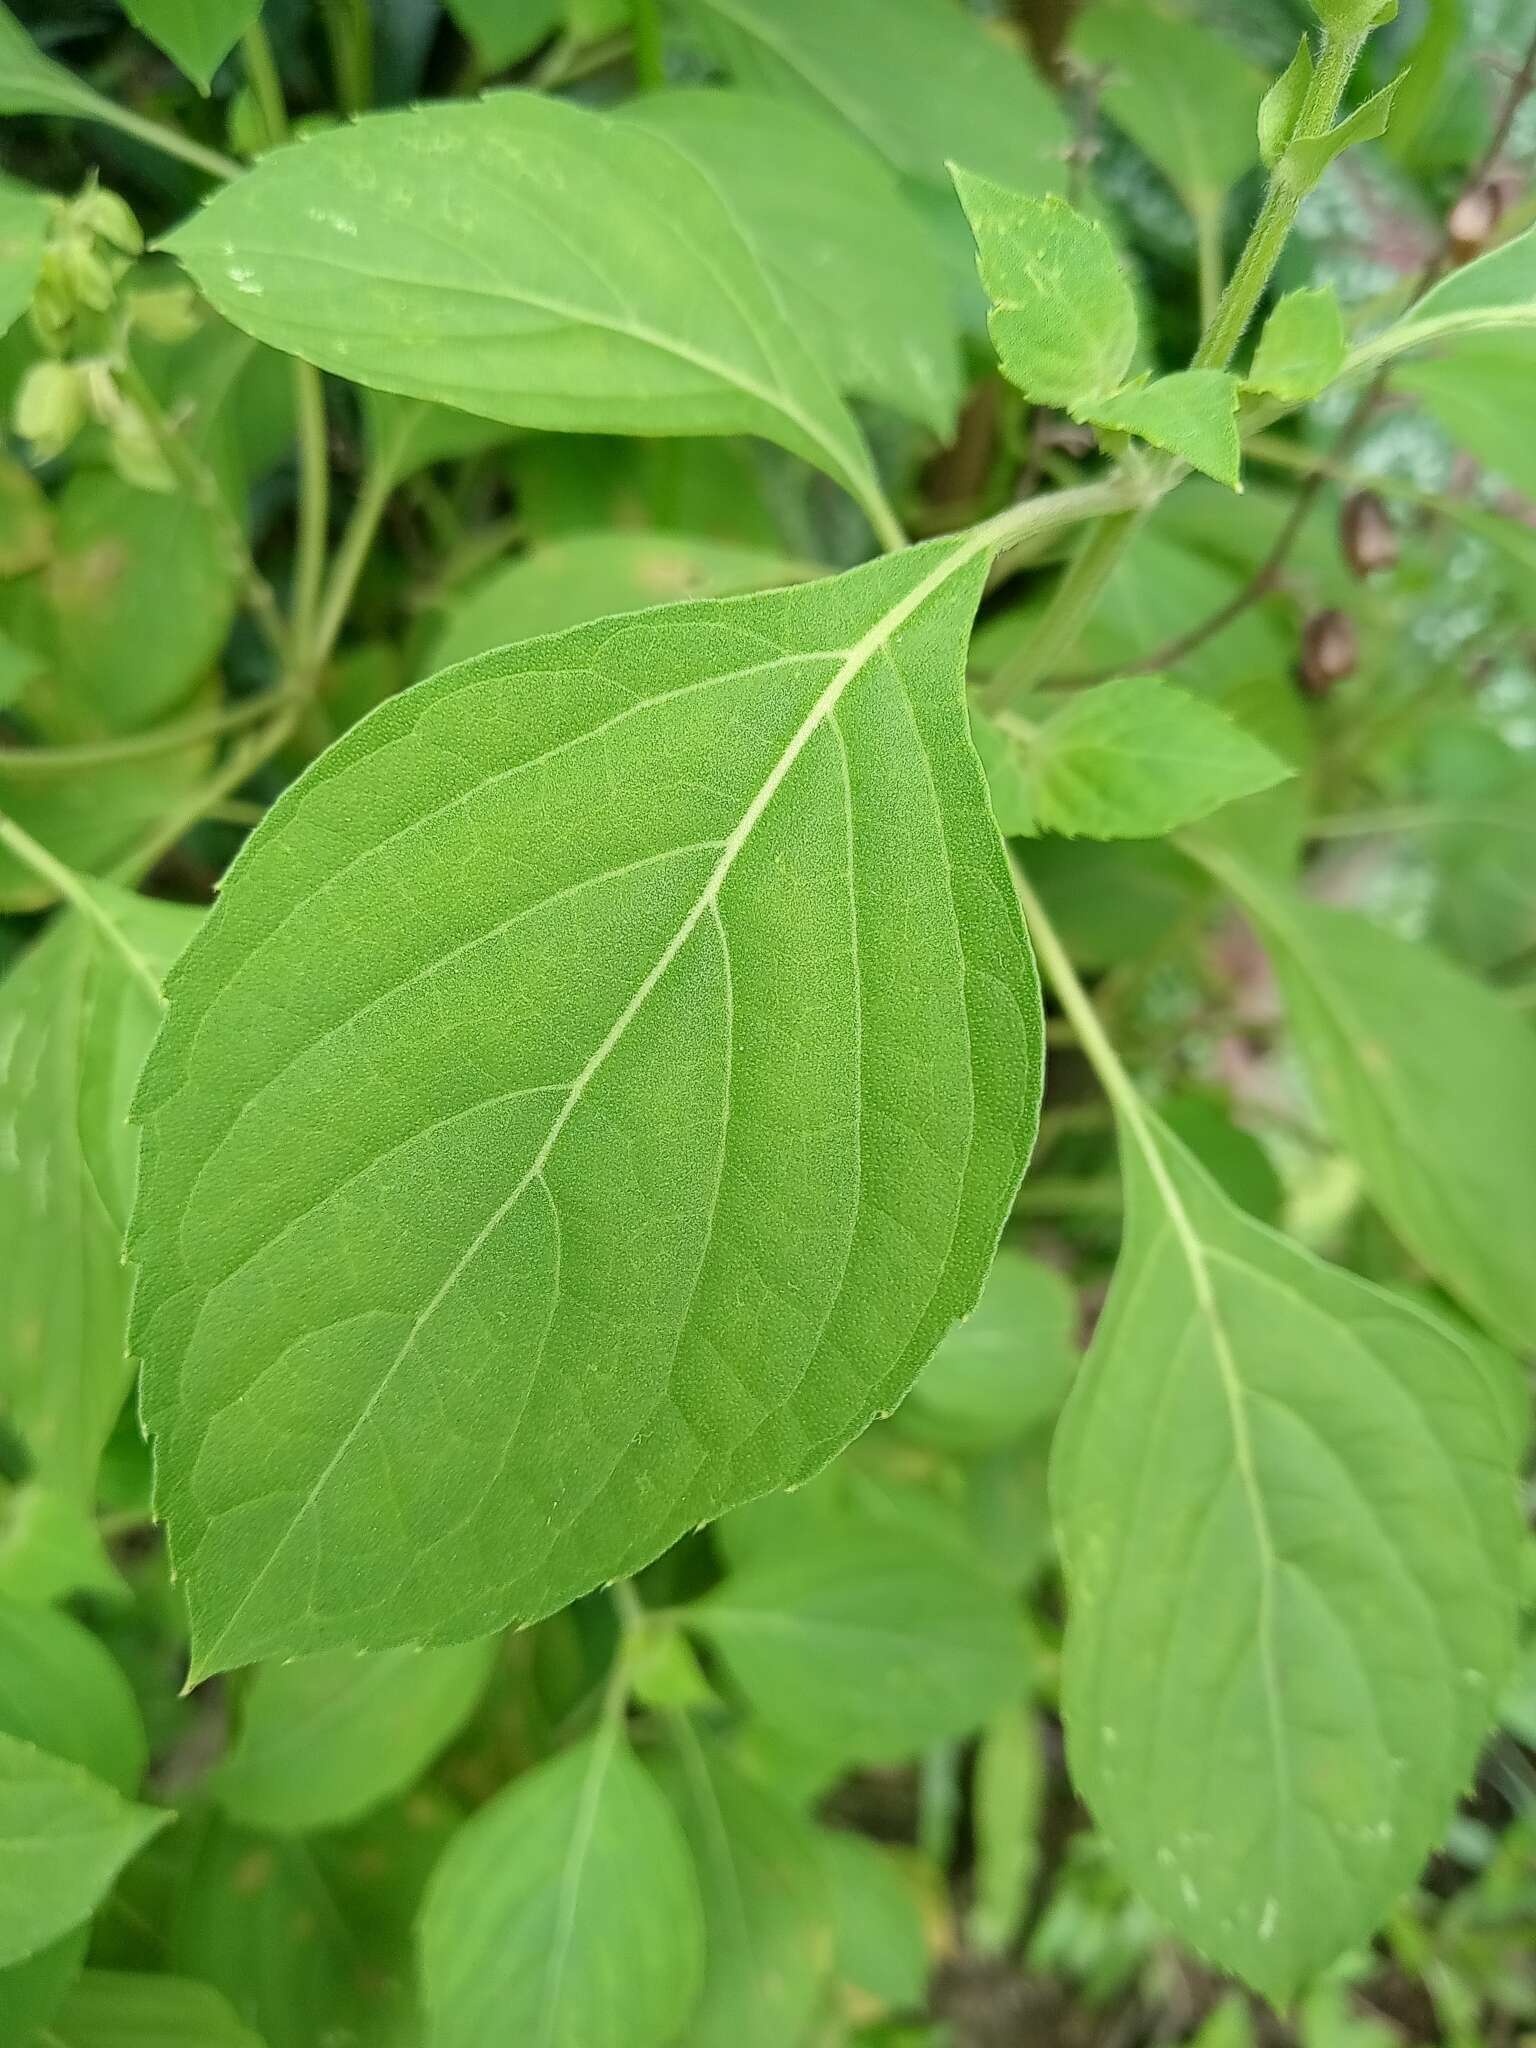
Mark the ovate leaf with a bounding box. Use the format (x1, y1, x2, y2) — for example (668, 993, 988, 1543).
(681, 0, 1069, 193)
(429, 530, 806, 674)
(165, 95, 893, 535)
(0, 1600, 147, 1795)
(445, 0, 560, 68)
(0, 4, 118, 118)
(686, 1530, 1026, 1761)
(952, 174, 1136, 412)
(0, 179, 47, 341)
(1195, 848, 1536, 1350)
(1247, 287, 1347, 401)
(120, 0, 263, 93)
(130, 537, 1041, 1676)
(653, 1732, 833, 2048)
(626, 90, 962, 435)
(1081, 370, 1243, 489)
(0, 887, 199, 1499)
(419, 1729, 704, 2048)
(896, 1247, 1076, 1453)
(1071, 0, 1265, 219)
(982, 679, 1289, 840)
(1052, 1108, 1520, 2000)
(0, 1733, 166, 1968)
(215, 1639, 497, 1834)
(0, 1486, 125, 1608)
(42, 1969, 266, 2048)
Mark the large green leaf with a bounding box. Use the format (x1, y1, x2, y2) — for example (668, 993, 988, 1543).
(130, 538, 1041, 1676)
(896, 1246, 1076, 1453)
(0, 179, 46, 341)
(419, 1727, 704, 2048)
(121, 0, 263, 92)
(42, 1969, 266, 2048)
(428, 531, 806, 675)
(1071, 0, 1266, 221)
(653, 1732, 832, 2048)
(978, 679, 1290, 840)
(0, 1926, 89, 2043)
(687, 1529, 1025, 1760)
(165, 94, 895, 537)
(0, 1733, 166, 1968)
(214, 1638, 496, 1834)
(681, 0, 1069, 192)
(0, 887, 199, 1499)
(1194, 848, 1536, 1351)
(625, 89, 962, 434)
(1052, 1106, 1520, 2000)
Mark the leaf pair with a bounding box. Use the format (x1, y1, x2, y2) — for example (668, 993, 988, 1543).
(952, 176, 1242, 487)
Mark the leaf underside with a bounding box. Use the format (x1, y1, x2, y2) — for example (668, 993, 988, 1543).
(130, 540, 1043, 1677)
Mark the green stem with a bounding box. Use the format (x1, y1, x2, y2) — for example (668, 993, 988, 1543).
(0, 813, 164, 1005)
(321, 0, 374, 114)
(240, 22, 289, 147)
(979, 507, 1142, 709)
(632, 0, 666, 87)
(111, 710, 300, 885)
(0, 692, 293, 779)
(1010, 854, 1142, 1125)
(309, 415, 416, 674)
(1192, 31, 1365, 371)
(1193, 199, 1224, 331)
(291, 364, 331, 654)
(89, 98, 242, 182)
(114, 361, 289, 660)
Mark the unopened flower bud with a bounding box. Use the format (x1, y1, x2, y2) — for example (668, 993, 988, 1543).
(73, 182, 143, 255)
(1339, 491, 1398, 578)
(56, 234, 116, 313)
(129, 285, 201, 344)
(1446, 181, 1505, 267)
(106, 403, 176, 493)
(1298, 609, 1357, 697)
(13, 360, 87, 458)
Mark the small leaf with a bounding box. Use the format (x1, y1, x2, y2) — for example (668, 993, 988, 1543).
(0, 1733, 167, 1968)
(1194, 847, 1536, 1350)
(1080, 370, 1243, 489)
(214, 1639, 497, 1835)
(681, 0, 1070, 193)
(131, 537, 1041, 1677)
(1282, 74, 1403, 191)
(445, 0, 560, 68)
(419, 1729, 704, 2048)
(1258, 36, 1313, 170)
(0, 888, 198, 1499)
(820, 1830, 928, 2010)
(429, 531, 807, 675)
(686, 1529, 1026, 1761)
(992, 678, 1290, 840)
(653, 1732, 832, 2048)
(1053, 1108, 1520, 2000)
(896, 1248, 1076, 1453)
(0, 178, 47, 340)
(42, 1970, 265, 2048)
(951, 173, 1137, 410)
(0, 1601, 147, 1795)
(1247, 287, 1347, 401)
(626, 90, 963, 435)
(120, 0, 263, 93)
(0, 1486, 125, 1608)
(1071, 0, 1266, 217)
(165, 95, 892, 533)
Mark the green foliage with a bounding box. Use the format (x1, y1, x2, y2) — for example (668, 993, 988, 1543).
(419, 1727, 704, 2048)
(130, 540, 1041, 1677)
(120, 0, 263, 94)
(1053, 1110, 1519, 2001)
(978, 678, 1289, 840)
(1, 0, 1533, 2034)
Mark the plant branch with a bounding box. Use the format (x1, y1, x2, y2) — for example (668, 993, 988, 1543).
(0, 692, 295, 779)
(290, 364, 331, 653)
(240, 22, 289, 146)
